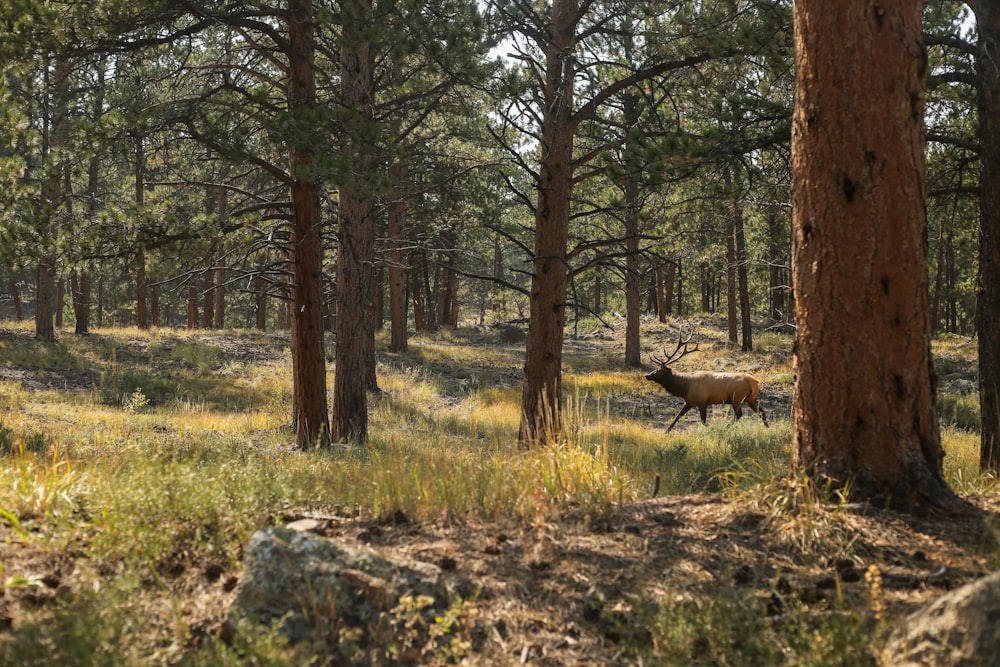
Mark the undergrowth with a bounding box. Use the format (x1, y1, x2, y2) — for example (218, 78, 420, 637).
(0, 323, 993, 665)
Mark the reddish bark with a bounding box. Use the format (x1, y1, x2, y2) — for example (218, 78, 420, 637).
(791, 0, 962, 511)
(288, 0, 331, 448)
(332, 0, 378, 443)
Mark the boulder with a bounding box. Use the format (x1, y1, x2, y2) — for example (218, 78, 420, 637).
(228, 527, 462, 662)
(882, 570, 1000, 666)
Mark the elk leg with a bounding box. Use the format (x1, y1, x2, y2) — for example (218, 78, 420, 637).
(667, 405, 692, 431)
(698, 405, 708, 424)
(747, 398, 769, 427)
(733, 401, 744, 420)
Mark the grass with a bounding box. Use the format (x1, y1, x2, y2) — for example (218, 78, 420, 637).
(0, 322, 995, 665)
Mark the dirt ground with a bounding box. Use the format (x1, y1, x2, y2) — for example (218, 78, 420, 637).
(5, 492, 997, 665)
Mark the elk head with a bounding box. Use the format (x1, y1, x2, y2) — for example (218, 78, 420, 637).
(645, 332, 699, 384)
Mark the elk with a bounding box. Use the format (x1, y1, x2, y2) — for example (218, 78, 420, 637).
(645, 334, 768, 431)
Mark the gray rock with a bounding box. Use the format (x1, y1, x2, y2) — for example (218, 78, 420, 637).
(883, 570, 1000, 667)
(228, 527, 458, 661)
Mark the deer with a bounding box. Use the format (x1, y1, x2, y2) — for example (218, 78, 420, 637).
(645, 333, 769, 431)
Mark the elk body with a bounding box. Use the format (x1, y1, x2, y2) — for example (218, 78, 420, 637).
(645, 337, 769, 431)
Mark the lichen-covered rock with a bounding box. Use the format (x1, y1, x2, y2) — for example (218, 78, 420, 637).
(227, 527, 459, 662)
(882, 570, 1000, 667)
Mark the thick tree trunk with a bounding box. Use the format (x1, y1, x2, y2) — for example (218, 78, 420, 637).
(791, 0, 962, 511)
(976, 2, 1000, 472)
(333, 0, 378, 443)
(288, 0, 331, 448)
(519, 0, 576, 445)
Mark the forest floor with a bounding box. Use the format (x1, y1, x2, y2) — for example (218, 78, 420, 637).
(0, 321, 997, 665)
(3, 488, 997, 664)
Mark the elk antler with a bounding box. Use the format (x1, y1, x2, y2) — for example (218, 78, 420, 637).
(650, 330, 699, 366)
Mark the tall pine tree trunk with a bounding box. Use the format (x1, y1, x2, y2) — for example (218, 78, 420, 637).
(288, 0, 331, 448)
(791, 0, 962, 511)
(36, 57, 71, 341)
(622, 87, 642, 367)
(333, 0, 378, 443)
(725, 209, 738, 345)
(972, 2, 1000, 472)
(734, 201, 752, 352)
(519, 0, 576, 445)
(74, 57, 104, 336)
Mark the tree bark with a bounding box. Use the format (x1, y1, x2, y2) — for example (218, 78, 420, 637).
(734, 201, 752, 352)
(288, 0, 331, 448)
(975, 2, 1000, 472)
(187, 282, 198, 329)
(332, 0, 378, 443)
(622, 91, 642, 367)
(35, 57, 71, 341)
(791, 0, 962, 511)
(518, 0, 576, 445)
(725, 209, 738, 344)
(73, 57, 105, 336)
